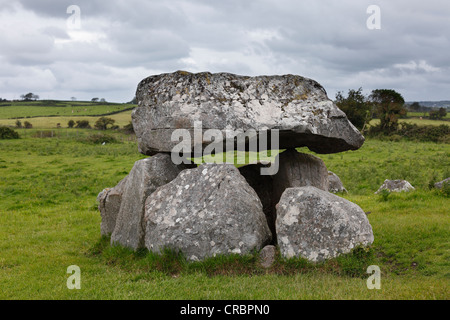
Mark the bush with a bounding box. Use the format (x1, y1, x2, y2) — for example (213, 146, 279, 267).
(378, 189, 391, 202)
(368, 123, 450, 143)
(0, 126, 19, 139)
(68, 120, 75, 128)
(94, 117, 115, 130)
(15, 120, 22, 128)
(441, 181, 450, 197)
(24, 121, 32, 129)
(75, 120, 91, 129)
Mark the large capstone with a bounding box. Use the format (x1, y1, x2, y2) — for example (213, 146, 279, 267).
(276, 186, 374, 262)
(110, 154, 192, 250)
(133, 71, 365, 156)
(144, 164, 272, 261)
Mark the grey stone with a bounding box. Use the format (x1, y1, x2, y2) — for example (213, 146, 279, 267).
(238, 163, 276, 243)
(375, 179, 415, 194)
(273, 149, 329, 210)
(276, 186, 374, 262)
(259, 245, 277, 269)
(110, 154, 192, 250)
(97, 176, 128, 236)
(434, 177, 450, 189)
(144, 164, 272, 261)
(238, 149, 329, 245)
(133, 71, 365, 156)
(328, 171, 348, 193)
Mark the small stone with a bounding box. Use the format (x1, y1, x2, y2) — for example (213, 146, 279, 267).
(259, 245, 277, 268)
(375, 179, 415, 194)
(328, 171, 348, 193)
(434, 177, 450, 189)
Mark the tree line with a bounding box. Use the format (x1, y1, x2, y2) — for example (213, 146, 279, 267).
(335, 88, 447, 134)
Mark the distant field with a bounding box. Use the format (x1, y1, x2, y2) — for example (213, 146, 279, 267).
(370, 118, 449, 127)
(408, 111, 450, 119)
(0, 100, 134, 119)
(0, 111, 133, 129)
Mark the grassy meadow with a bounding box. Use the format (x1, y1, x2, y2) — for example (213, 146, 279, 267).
(0, 105, 449, 300)
(0, 111, 133, 130)
(0, 100, 134, 118)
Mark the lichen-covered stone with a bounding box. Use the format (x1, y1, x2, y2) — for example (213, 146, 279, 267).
(273, 149, 329, 199)
(110, 154, 192, 250)
(238, 149, 329, 245)
(375, 179, 415, 194)
(259, 245, 277, 269)
(328, 171, 348, 193)
(434, 177, 450, 189)
(133, 71, 365, 156)
(144, 164, 272, 261)
(97, 176, 128, 236)
(276, 186, 374, 262)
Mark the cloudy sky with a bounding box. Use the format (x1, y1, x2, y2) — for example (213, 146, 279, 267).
(0, 0, 449, 102)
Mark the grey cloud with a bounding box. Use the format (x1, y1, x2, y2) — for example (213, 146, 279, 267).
(1, 0, 449, 101)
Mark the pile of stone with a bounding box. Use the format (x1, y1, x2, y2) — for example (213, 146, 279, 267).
(98, 71, 374, 263)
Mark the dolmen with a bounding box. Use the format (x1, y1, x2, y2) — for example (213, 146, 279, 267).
(98, 71, 374, 263)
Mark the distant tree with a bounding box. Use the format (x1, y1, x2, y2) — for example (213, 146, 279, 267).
(20, 93, 39, 101)
(429, 108, 447, 120)
(94, 117, 115, 130)
(369, 89, 406, 133)
(23, 121, 33, 129)
(335, 87, 372, 131)
(75, 120, 91, 128)
(91, 97, 99, 103)
(68, 120, 75, 128)
(129, 96, 137, 104)
(100, 98, 106, 103)
(71, 97, 77, 101)
(15, 120, 22, 128)
(409, 102, 421, 112)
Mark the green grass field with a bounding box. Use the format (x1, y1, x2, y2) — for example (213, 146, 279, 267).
(0, 100, 134, 119)
(0, 128, 449, 299)
(407, 111, 450, 120)
(0, 111, 133, 129)
(370, 118, 449, 127)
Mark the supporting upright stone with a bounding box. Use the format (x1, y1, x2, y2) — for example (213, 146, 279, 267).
(239, 149, 329, 245)
(110, 154, 192, 250)
(276, 186, 374, 262)
(97, 176, 128, 236)
(144, 164, 272, 261)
